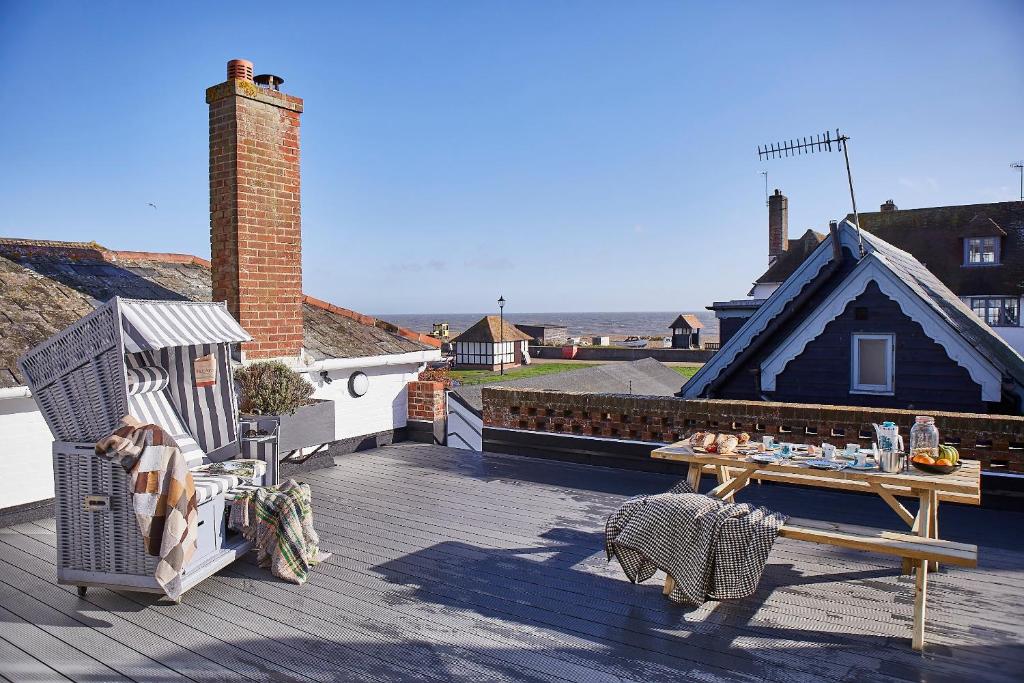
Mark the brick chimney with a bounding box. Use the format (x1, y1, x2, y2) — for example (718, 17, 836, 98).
(881, 199, 898, 212)
(768, 189, 788, 265)
(207, 60, 304, 360)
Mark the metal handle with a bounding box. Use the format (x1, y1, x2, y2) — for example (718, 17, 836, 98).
(82, 495, 110, 511)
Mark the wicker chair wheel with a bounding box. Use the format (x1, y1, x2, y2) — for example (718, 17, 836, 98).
(77, 586, 87, 597)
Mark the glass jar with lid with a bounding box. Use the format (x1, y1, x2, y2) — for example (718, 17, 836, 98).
(909, 416, 940, 461)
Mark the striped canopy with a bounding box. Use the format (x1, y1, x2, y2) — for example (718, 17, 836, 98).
(117, 298, 252, 353)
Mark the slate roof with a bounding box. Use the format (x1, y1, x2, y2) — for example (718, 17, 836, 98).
(450, 315, 533, 344)
(754, 229, 827, 284)
(859, 228, 1024, 391)
(0, 238, 438, 389)
(451, 358, 684, 414)
(669, 314, 703, 330)
(851, 201, 1024, 297)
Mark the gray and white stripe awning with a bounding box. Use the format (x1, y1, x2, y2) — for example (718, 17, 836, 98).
(117, 298, 252, 353)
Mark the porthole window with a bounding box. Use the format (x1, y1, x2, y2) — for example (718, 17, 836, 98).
(348, 371, 369, 397)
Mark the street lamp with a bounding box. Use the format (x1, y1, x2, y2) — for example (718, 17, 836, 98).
(498, 295, 506, 375)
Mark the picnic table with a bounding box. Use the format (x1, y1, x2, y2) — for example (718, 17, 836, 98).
(650, 441, 981, 650)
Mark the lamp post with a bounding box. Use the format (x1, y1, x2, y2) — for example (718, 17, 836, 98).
(498, 295, 506, 375)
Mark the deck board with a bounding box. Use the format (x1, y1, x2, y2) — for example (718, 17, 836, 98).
(1, 441, 1022, 682)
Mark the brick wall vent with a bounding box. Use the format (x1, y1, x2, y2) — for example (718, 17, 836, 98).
(227, 59, 254, 81)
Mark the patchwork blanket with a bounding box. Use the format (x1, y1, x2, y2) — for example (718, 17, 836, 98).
(228, 479, 329, 584)
(605, 480, 787, 605)
(95, 416, 198, 600)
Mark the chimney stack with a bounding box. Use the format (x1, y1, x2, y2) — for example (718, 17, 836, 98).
(768, 189, 788, 265)
(207, 59, 304, 360)
(881, 199, 898, 212)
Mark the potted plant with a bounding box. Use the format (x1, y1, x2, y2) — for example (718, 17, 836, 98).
(235, 361, 335, 452)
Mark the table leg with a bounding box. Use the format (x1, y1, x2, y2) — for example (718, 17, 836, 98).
(686, 463, 702, 493)
(911, 489, 933, 649)
(929, 495, 940, 572)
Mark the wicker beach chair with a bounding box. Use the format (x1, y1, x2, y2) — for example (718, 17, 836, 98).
(18, 297, 265, 598)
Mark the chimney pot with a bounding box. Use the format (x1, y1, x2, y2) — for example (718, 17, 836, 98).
(881, 199, 898, 212)
(227, 59, 254, 82)
(254, 74, 285, 91)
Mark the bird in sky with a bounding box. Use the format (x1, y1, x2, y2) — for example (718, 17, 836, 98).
(147, 202, 157, 210)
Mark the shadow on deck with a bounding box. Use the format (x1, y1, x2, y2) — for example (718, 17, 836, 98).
(1, 441, 1022, 682)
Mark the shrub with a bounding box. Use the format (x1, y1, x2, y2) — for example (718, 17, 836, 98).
(418, 366, 453, 388)
(235, 361, 314, 416)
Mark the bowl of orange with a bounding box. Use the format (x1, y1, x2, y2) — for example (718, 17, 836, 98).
(910, 452, 960, 475)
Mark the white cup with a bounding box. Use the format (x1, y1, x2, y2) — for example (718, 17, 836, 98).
(855, 450, 868, 467)
(762, 435, 775, 449)
(845, 443, 860, 459)
(822, 443, 836, 461)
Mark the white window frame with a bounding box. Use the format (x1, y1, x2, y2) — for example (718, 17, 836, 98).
(851, 333, 895, 395)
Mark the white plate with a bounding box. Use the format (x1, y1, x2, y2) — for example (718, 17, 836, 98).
(847, 462, 877, 471)
(805, 459, 848, 471)
(751, 454, 780, 464)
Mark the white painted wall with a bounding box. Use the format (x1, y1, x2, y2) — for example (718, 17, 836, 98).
(750, 282, 780, 299)
(0, 362, 424, 510)
(0, 397, 58, 508)
(995, 327, 1024, 357)
(302, 362, 422, 440)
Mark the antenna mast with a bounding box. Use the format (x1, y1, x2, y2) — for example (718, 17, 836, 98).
(1013, 161, 1024, 201)
(761, 170, 769, 206)
(758, 129, 863, 257)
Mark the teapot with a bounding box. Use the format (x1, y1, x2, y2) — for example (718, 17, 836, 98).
(872, 421, 904, 453)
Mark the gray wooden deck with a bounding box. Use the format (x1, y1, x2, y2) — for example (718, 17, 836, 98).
(1, 442, 1023, 682)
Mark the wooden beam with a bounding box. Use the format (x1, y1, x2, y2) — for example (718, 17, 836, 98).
(868, 482, 916, 527)
(707, 468, 754, 500)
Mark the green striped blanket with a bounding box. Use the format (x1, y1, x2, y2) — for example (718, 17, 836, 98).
(228, 479, 329, 584)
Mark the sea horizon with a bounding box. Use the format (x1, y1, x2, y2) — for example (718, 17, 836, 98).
(377, 311, 720, 339)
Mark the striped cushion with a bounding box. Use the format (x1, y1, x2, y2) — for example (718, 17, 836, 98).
(191, 472, 242, 505)
(128, 391, 206, 467)
(126, 366, 169, 395)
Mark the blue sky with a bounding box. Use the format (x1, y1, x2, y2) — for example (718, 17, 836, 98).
(1, 1, 1022, 315)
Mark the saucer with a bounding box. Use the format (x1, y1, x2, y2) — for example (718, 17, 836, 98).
(805, 459, 848, 471)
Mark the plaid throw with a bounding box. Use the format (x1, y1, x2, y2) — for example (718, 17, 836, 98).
(95, 416, 198, 600)
(228, 479, 329, 584)
(605, 480, 787, 605)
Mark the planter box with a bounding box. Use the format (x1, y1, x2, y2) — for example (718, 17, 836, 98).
(247, 399, 336, 453)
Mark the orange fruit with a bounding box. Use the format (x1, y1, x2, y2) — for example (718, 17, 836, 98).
(935, 458, 953, 466)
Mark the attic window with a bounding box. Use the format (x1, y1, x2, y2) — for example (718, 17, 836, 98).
(851, 333, 894, 395)
(964, 237, 999, 266)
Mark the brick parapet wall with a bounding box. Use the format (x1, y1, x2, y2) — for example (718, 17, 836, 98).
(208, 77, 304, 359)
(481, 388, 1024, 472)
(408, 381, 446, 421)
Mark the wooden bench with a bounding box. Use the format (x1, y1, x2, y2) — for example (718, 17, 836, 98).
(661, 517, 979, 650)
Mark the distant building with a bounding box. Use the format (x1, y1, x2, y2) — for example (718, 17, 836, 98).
(451, 315, 533, 370)
(684, 220, 1024, 414)
(668, 314, 703, 349)
(430, 322, 450, 341)
(515, 323, 569, 346)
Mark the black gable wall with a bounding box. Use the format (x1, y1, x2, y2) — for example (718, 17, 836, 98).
(770, 281, 985, 412)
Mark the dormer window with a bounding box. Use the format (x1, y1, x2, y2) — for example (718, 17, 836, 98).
(964, 236, 1000, 266)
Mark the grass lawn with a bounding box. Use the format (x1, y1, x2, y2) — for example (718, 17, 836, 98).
(672, 365, 701, 380)
(450, 363, 598, 386)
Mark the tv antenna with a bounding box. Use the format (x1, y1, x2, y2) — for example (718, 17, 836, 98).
(760, 170, 769, 206)
(758, 129, 863, 257)
(1012, 161, 1024, 201)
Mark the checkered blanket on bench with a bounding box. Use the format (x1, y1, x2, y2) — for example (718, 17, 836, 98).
(605, 480, 788, 605)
